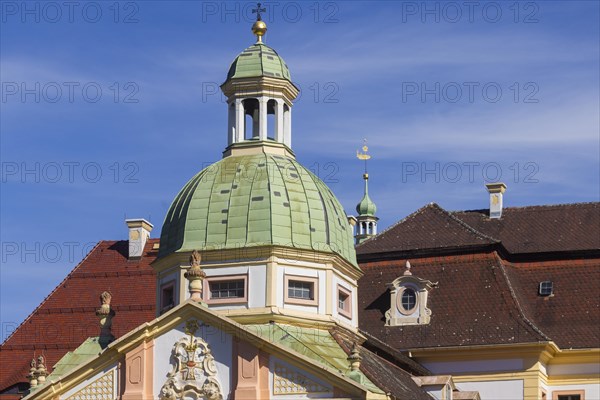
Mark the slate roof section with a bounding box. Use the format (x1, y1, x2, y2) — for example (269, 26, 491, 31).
(501, 258, 600, 349)
(0, 240, 158, 397)
(453, 202, 600, 255)
(358, 253, 549, 350)
(357, 202, 600, 258)
(356, 203, 498, 257)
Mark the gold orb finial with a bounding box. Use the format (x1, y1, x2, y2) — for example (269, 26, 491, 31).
(252, 20, 267, 42)
(252, 3, 267, 43)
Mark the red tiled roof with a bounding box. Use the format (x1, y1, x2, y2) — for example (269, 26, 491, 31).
(357, 202, 600, 258)
(0, 240, 158, 395)
(358, 253, 549, 350)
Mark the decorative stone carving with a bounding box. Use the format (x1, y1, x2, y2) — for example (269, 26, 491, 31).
(36, 355, 48, 384)
(27, 355, 49, 389)
(27, 358, 38, 388)
(159, 320, 223, 400)
(184, 250, 206, 302)
(96, 291, 115, 346)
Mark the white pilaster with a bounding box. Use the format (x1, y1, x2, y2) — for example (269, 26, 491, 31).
(275, 100, 284, 142)
(259, 97, 268, 140)
(284, 107, 292, 147)
(235, 99, 245, 143)
(228, 103, 235, 145)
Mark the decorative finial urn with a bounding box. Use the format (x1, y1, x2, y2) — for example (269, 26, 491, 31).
(36, 355, 48, 384)
(185, 250, 206, 302)
(27, 358, 38, 388)
(403, 260, 412, 276)
(96, 291, 115, 345)
(347, 343, 362, 372)
(26, 355, 50, 389)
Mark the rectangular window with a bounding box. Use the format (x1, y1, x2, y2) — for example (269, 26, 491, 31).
(553, 390, 584, 400)
(289, 281, 312, 299)
(284, 275, 318, 306)
(203, 275, 248, 304)
(210, 280, 245, 299)
(337, 284, 352, 319)
(160, 281, 175, 315)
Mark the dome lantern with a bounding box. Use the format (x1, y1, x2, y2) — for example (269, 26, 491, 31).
(220, 7, 299, 157)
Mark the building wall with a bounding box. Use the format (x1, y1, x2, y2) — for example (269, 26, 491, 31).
(456, 380, 523, 400)
(423, 356, 600, 400)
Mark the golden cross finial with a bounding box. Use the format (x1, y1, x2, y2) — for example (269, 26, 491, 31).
(252, 2, 266, 21)
(251, 3, 268, 42)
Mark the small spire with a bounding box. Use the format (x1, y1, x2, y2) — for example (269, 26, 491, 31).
(355, 139, 377, 217)
(251, 3, 267, 43)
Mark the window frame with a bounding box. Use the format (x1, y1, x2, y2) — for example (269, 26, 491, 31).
(337, 284, 352, 319)
(203, 274, 248, 305)
(284, 275, 319, 306)
(396, 286, 418, 315)
(160, 280, 176, 315)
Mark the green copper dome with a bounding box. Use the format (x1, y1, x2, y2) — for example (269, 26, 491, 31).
(356, 176, 377, 217)
(159, 153, 357, 267)
(226, 43, 292, 81)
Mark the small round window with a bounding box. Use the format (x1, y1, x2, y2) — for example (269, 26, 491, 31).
(397, 287, 418, 314)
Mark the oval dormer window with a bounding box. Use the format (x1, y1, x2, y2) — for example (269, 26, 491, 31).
(397, 287, 417, 315)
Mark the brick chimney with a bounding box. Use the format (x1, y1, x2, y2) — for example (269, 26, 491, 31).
(485, 183, 507, 219)
(125, 219, 153, 259)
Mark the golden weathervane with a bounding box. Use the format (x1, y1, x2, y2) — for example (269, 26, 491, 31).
(356, 138, 371, 174)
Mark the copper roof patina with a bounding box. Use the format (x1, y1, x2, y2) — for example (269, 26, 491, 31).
(159, 153, 358, 267)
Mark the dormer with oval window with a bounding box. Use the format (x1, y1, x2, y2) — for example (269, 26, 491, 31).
(386, 261, 436, 326)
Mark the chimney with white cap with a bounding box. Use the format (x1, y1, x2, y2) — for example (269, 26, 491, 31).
(125, 219, 153, 259)
(485, 183, 507, 219)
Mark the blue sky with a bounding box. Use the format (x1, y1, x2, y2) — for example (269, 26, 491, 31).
(1, 1, 598, 340)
